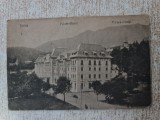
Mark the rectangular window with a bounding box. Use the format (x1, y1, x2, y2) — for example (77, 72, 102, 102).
(106, 61, 108, 65)
(81, 67, 83, 71)
(99, 67, 101, 71)
(106, 74, 108, 78)
(81, 83, 83, 89)
(106, 67, 108, 71)
(89, 83, 92, 89)
(81, 74, 83, 80)
(94, 74, 96, 79)
(89, 60, 91, 65)
(94, 67, 96, 71)
(89, 67, 91, 71)
(75, 83, 76, 89)
(99, 74, 101, 79)
(89, 74, 91, 79)
(81, 60, 83, 65)
(99, 61, 101, 65)
(94, 60, 96, 65)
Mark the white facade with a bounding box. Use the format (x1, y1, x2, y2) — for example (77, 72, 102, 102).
(35, 44, 114, 92)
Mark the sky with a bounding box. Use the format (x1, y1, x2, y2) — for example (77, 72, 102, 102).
(7, 15, 149, 48)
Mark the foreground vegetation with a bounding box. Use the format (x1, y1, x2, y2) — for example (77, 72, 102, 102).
(92, 40, 151, 107)
(8, 72, 77, 110)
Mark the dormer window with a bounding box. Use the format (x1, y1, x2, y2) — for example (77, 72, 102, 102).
(93, 51, 97, 56)
(101, 52, 105, 56)
(72, 52, 77, 55)
(83, 51, 88, 55)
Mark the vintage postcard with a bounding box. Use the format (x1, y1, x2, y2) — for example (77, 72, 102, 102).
(7, 15, 151, 110)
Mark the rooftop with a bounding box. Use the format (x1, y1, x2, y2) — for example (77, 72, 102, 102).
(70, 43, 112, 59)
(51, 48, 68, 58)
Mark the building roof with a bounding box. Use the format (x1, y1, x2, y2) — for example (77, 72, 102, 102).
(35, 55, 45, 63)
(51, 48, 68, 58)
(77, 43, 106, 52)
(70, 43, 112, 59)
(35, 54, 51, 63)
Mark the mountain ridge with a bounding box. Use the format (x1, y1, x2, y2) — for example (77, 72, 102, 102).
(7, 47, 45, 63)
(36, 24, 149, 53)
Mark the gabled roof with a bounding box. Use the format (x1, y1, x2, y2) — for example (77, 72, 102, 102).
(35, 54, 51, 63)
(35, 55, 45, 63)
(51, 48, 68, 58)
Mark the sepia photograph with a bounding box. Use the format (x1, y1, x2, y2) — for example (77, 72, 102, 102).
(7, 15, 151, 110)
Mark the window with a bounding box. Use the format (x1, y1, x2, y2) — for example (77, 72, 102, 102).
(89, 67, 91, 71)
(106, 74, 108, 78)
(81, 74, 83, 80)
(75, 83, 76, 89)
(94, 67, 96, 71)
(89, 74, 91, 79)
(89, 83, 92, 89)
(99, 61, 101, 65)
(81, 83, 83, 89)
(99, 67, 101, 71)
(106, 61, 108, 65)
(81, 67, 83, 71)
(81, 60, 83, 65)
(99, 74, 101, 79)
(106, 67, 108, 71)
(89, 60, 91, 65)
(94, 60, 96, 65)
(94, 74, 96, 79)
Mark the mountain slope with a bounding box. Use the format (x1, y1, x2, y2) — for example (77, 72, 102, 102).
(7, 47, 45, 63)
(36, 24, 149, 53)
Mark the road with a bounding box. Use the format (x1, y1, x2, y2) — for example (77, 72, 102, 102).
(55, 91, 127, 109)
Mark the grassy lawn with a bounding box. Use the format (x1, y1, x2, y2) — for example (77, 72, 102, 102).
(8, 95, 79, 110)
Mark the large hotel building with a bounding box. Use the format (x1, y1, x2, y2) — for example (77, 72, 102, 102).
(35, 43, 118, 92)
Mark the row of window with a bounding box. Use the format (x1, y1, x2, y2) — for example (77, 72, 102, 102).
(68, 66, 108, 72)
(81, 60, 108, 65)
(81, 74, 108, 79)
(69, 74, 76, 79)
(71, 60, 76, 65)
(81, 67, 108, 71)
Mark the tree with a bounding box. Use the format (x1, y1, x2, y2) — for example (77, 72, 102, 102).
(101, 77, 128, 103)
(8, 72, 44, 98)
(92, 81, 102, 101)
(55, 76, 71, 102)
